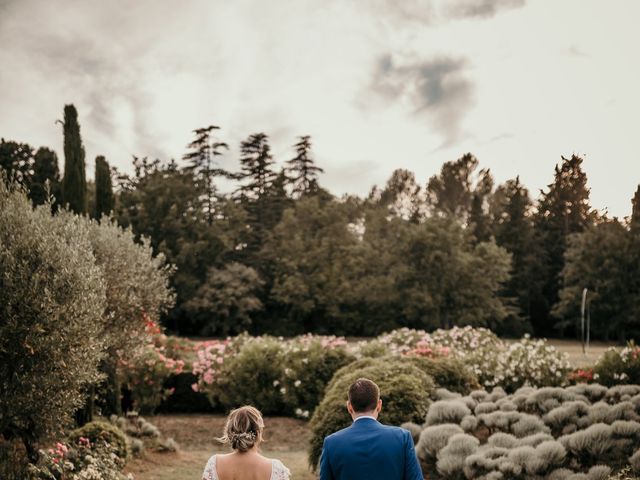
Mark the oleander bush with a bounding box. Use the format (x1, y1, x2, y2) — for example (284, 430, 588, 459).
(308, 357, 436, 468)
(374, 327, 572, 392)
(412, 384, 640, 479)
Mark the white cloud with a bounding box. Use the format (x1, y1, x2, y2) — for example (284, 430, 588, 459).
(0, 0, 638, 217)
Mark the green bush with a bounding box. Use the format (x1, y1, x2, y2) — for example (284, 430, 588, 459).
(408, 356, 481, 395)
(68, 421, 130, 463)
(278, 337, 355, 417)
(594, 343, 640, 386)
(214, 337, 288, 414)
(308, 357, 436, 469)
(201, 335, 354, 416)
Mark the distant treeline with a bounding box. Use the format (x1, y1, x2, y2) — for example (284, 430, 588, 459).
(2, 104, 639, 341)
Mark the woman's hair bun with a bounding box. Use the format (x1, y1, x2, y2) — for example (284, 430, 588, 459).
(219, 406, 264, 452)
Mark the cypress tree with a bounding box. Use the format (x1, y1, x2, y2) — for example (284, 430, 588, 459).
(94, 155, 114, 219)
(631, 185, 640, 234)
(61, 104, 87, 214)
(29, 147, 60, 206)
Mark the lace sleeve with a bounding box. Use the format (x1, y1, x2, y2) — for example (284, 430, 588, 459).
(271, 459, 291, 480)
(202, 455, 218, 480)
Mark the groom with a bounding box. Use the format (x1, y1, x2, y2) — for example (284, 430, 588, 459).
(319, 378, 424, 480)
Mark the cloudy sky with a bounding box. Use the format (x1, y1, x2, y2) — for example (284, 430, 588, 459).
(1, 0, 639, 217)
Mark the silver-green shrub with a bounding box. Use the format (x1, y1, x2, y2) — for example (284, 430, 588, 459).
(0, 182, 106, 465)
(413, 384, 640, 479)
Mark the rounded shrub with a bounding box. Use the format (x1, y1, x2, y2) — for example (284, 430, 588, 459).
(308, 357, 435, 468)
(407, 356, 481, 395)
(68, 421, 129, 462)
(214, 337, 287, 414)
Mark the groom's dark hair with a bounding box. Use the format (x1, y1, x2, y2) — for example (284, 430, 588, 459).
(348, 378, 380, 412)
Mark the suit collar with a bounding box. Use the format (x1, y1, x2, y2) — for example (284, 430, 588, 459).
(351, 416, 379, 427)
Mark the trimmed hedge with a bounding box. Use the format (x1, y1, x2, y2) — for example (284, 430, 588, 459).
(308, 357, 435, 468)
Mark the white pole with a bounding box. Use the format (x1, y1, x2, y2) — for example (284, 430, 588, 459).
(581, 288, 588, 356)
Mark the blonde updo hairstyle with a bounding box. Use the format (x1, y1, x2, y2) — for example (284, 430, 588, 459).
(219, 406, 264, 452)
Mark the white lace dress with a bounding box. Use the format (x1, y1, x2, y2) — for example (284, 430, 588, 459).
(202, 454, 291, 480)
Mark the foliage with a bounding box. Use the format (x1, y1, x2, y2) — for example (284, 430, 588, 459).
(94, 155, 114, 218)
(0, 182, 106, 461)
(116, 157, 227, 334)
(61, 104, 87, 214)
(109, 413, 179, 455)
(308, 357, 436, 469)
(594, 343, 640, 386)
(554, 220, 640, 342)
(373, 327, 571, 392)
(407, 357, 481, 395)
(30, 147, 61, 207)
(192, 334, 354, 416)
(491, 176, 540, 334)
(184, 262, 264, 336)
(27, 429, 132, 480)
(286, 135, 324, 197)
(67, 421, 129, 463)
(413, 384, 640, 479)
(117, 325, 186, 414)
(534, 154, 595, 336)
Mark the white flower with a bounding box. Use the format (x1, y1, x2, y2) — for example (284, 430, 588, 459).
(294, 380, 301, 387)
(273, 380, 280, 387)
(280, 387, 287, 394)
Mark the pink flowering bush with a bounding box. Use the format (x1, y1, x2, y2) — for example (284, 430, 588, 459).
(27, 423, 132, 480)
(117, 320, 186, 413)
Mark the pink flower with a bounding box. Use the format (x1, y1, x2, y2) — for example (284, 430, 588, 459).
(191, 383, 199, 392)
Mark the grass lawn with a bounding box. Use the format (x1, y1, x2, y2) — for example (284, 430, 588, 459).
(124, 415, 315, 480)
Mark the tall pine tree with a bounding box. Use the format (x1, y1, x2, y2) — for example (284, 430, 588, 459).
(286, 135, 324, 197)
(61, 104, 87, 214)
(94, 155, 114, 219)
(183, 125, 229, 224)
(533, 154, 594, 336)
(235, 133, 278, 264)
(492, 177, 541, 333)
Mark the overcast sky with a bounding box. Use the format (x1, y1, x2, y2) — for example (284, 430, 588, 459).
(1, 0, 639, 217)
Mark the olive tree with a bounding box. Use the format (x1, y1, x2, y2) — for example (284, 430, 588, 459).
(0, 181, 106, 462)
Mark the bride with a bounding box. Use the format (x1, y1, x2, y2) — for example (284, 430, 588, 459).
(202, 405, 291, 480)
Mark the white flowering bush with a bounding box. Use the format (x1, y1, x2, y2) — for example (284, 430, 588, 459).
(373, 328, 571, 392)
(413, 384, 640, 479)
(470, 335, 572, 391)
(192, 334, 354, 416)
(595, 342, 640, 386)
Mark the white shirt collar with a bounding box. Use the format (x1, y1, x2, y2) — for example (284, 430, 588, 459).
(353, 415, 377, 422)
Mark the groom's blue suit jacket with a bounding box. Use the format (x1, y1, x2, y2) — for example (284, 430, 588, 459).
(319, 417, 423, 480)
